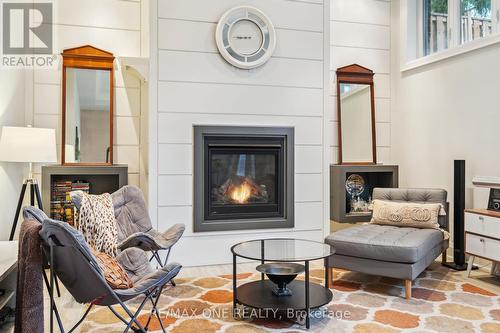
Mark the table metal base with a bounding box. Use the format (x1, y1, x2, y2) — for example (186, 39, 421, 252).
(232, 254, 333, 329)
(236, 280, 332, 310)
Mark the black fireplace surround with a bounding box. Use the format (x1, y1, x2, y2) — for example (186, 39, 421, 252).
(194, 126, 294, 232)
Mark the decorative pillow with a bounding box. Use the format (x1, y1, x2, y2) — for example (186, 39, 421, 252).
(93, 250, 133, 289)
(370, 200, 442, 230)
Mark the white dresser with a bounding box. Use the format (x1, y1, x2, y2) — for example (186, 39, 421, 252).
(465, 209, 500, 276)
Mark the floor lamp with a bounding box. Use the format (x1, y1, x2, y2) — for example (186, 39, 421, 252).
(0, 126, 57, 240)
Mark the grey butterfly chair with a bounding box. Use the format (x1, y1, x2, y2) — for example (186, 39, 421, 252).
(23, 206, 154, 293)
(71, 185, 185, 267)
(39, 218, 182, 333)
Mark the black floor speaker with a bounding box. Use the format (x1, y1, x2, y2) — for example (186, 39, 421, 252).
(443, 160, 478, 271)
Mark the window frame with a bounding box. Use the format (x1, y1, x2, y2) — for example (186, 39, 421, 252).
(401, 0, 500, 71)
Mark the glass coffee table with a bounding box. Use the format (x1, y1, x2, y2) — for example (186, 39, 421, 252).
(231, 238, 335, 329)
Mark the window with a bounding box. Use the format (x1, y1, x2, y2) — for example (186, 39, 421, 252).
(405, 0, 500, 65)
(460, 0, 493, 43)
(424, 0, 450, 56)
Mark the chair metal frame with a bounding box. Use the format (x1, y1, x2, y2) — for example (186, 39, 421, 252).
(44, 236, 177, 333)
(149, 248, 171, 268)
(42, 260, 61, 298)
(149, 248, 177, 287)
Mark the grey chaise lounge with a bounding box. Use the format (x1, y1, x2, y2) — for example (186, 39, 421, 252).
(325, 188, 449, 299)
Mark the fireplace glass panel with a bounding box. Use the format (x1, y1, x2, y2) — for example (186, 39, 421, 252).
(207, 146, 284, 220)
(211, 151, 277, 204)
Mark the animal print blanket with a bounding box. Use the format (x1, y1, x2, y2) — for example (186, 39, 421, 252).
(76, 192, 118, 257)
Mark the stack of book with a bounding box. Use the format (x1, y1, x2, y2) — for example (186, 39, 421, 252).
(50, 180, 90, 225)
(71, 181, 90, 193)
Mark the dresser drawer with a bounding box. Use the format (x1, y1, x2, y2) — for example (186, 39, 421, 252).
(465, 212, 500, 239)
(466, 233, 500, 262)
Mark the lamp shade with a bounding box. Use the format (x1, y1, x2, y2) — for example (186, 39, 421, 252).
(0, 126, 57, 163)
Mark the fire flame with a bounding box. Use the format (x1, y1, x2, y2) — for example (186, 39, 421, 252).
(229, 180, 254, 204)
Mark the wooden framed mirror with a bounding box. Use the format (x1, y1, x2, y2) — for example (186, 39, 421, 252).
(336, 64, 377, 165)
(61, 45, 115, 165)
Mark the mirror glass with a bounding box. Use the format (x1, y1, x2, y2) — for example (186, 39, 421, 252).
(339, 83, 374, 163)
(65, 68, 111, 163)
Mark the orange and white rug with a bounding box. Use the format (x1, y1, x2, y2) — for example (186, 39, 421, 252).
(80, 264, 500, 333)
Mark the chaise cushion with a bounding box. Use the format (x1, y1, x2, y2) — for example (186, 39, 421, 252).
(370, 200, 442, 230)
(325, 224, 445, 264)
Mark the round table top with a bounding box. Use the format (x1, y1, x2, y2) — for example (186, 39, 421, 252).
(231, 238, 335, 262)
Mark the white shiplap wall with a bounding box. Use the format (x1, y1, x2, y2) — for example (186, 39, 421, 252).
(28, 0, 146, 188)
(0, 71, 27, 240)
(329, 0, 392, 164)
(150, 0, 330, 266)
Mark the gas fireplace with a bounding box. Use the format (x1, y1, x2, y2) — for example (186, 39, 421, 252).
(194, 126, 294, 232)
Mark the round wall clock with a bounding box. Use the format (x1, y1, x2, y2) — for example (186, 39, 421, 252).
(215, 6, 276, 70)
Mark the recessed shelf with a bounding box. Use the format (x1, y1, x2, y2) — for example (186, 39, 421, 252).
(119, 57, 149, 82)
(330, 165, 399, 223)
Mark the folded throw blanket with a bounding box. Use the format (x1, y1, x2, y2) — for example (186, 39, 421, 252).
(15, 219, 43, 333)
(77, 192, 118, 257)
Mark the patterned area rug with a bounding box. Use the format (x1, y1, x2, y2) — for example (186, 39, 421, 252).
(80, 264, 500, 333)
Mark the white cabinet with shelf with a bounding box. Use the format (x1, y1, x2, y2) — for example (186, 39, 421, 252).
(465, 209, 500, 276)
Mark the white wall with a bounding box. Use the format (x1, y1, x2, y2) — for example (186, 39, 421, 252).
(0, 70, 27, 239)
(150, 0, 330, 266)
(329, 0, 392, 164)
(28, 0, 147, 189)
(392, 0, 500, 235)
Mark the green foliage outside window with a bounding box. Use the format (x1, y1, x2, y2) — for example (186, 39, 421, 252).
(461, 0, 491, 16)
(431, 0, 448, 14)
(431, 0, 491, 16)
